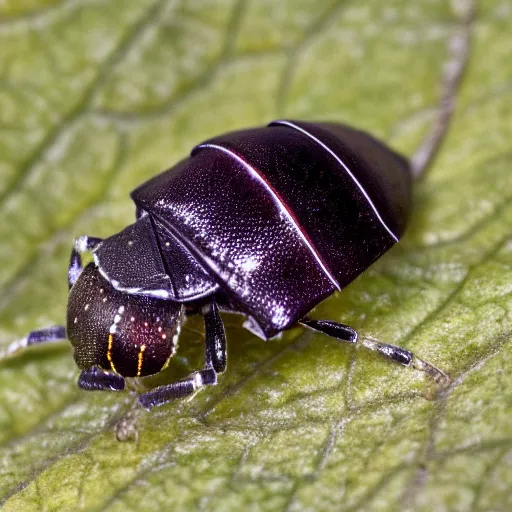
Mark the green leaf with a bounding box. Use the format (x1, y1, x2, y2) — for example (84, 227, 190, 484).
(1, 0, 511, 510)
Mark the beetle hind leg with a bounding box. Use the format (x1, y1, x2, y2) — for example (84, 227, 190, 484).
(359, 335, 451, 387)
(139, 300, 227, 409)
(300, 318, 451, 387)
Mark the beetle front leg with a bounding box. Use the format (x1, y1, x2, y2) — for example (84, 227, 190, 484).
(0, 325, 67, 360)
(300, 318, 451, 387)
(68, 235, 103, 288)
(139, 300, 227, 409)
(78, 366, 125, 391)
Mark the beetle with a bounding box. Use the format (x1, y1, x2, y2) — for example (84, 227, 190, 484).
(4, 120, 449, 409)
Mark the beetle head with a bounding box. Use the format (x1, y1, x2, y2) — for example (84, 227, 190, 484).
(67, 263, 183, 377)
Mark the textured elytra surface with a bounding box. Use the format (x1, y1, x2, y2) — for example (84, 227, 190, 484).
(0, 0, 511, 510)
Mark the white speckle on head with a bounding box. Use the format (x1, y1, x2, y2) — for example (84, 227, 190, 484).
(99, 288, 104, 294)
(144, 322, 148, 327)
(74, 317, 78, 324)
(162, 333, 167, 340)
(158, 326, 162, 332)
(109, 324, 117, 334)
(128, 240, 134, 247)
(103, 297, 107, 303)
(118, 306, 125, 314)
(165, 242, 170, 247)
(114, 314, 121, 324)
(84, 304, 90, 311)
(130, 316, 135, 322)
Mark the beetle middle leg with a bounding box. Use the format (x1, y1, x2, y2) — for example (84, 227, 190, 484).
(139, 300, 227, 409)
(78, 366, 125, 391)
(300, 318, 451, 387)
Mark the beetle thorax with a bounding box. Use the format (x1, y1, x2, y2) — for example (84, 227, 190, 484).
(66, 263, 184, 377)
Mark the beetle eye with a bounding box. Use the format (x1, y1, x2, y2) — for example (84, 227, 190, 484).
(67, 263, 184, 377)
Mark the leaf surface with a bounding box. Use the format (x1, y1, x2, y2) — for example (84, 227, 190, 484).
(0, 0, 511, 510)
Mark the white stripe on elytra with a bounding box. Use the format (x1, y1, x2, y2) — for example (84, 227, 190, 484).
(198, 143, 340, 291)
(273, 120, 399, 242)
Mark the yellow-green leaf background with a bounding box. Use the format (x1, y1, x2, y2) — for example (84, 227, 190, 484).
(0, 0, 511, 510)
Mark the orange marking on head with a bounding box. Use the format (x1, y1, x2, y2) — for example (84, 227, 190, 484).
(137, 344, 146, 377)
(107, 333, 118, 374)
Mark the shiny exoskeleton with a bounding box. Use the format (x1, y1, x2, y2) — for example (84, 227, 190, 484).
(8, 120, 450, 409)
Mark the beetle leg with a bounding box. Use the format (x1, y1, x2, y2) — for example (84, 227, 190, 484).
(300, 318, 451, 387)
(78, 366, 125, 391)
(300, 318, 358, 343)
(68, 235, 103, 288)
(358, 336, 451, 387)
(138, 368, 217, 409)
(138, 301, 227, 409)
(203, 300, 227, 373)
(0, 325, 67, 360)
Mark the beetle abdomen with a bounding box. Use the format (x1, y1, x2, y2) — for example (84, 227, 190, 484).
(131, 120, 411, 338)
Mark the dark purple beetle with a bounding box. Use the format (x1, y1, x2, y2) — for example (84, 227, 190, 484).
(7, 120, 449, 408)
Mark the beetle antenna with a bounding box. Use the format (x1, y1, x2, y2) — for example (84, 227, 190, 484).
(410, 2, 474, 180)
